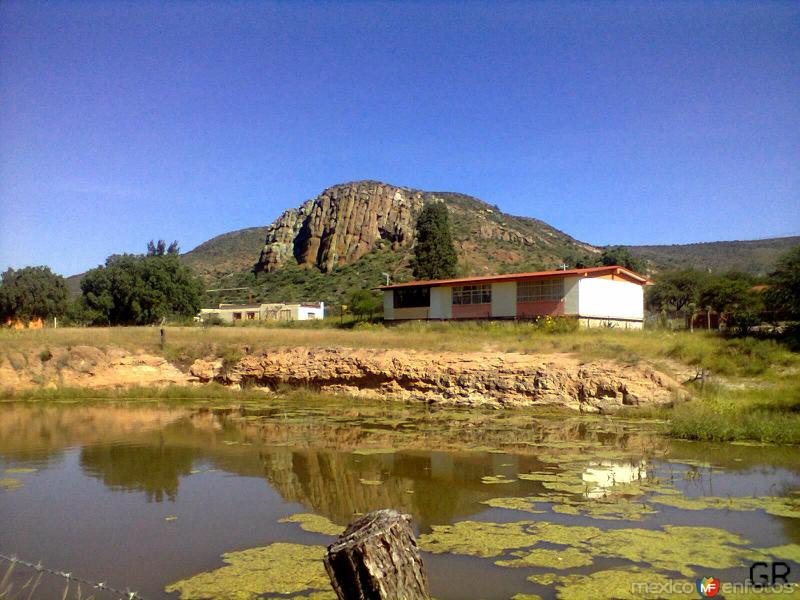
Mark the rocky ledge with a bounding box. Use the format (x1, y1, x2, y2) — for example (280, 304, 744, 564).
(190, 347, 683, 413)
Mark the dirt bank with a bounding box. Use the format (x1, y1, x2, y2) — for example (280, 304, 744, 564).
(1, 345, 684, 412)
(0, 345, 192, 390)
(190, 347, 684, 412)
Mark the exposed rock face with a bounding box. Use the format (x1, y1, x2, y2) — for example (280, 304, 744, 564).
(0, 346, 193, 390)
(190, 348, 683, 413)
(257, 181, 425, 272)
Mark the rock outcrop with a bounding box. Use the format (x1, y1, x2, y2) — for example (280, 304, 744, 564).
(257, 181, 425, 272)
(190, 347, 683, 413)
(0, 346, 193, 390)
(2, 344, 682, 412)
(255, 180, 598, 275)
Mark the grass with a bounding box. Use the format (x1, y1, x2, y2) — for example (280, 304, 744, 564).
(666, 379, 800, 444)
(1, 321, 797, 377)
(2, 321, 799, 444)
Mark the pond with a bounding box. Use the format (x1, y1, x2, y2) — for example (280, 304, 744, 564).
(1, 397, 798, 599)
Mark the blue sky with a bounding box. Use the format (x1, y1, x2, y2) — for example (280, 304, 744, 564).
(1, 1, 798, 276)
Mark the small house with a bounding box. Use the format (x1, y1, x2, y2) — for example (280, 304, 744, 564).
(379, 266, 646, 328)
(198, 302, 325, 324)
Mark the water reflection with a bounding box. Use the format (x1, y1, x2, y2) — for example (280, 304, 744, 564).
(582, 460, 648, 498)
(81, 444, 198, 502)
(1, 400, 799, 600)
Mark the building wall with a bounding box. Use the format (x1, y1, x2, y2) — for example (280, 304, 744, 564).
(491, 282, 516, 318)
(563, 277, 580, 314)
(393, 306, 430, 320)
(383, 275, 644, 323)
(383, 292, 394, 320)
(516, 300, 565, 318)
(298, 303, 325, 320)
(577, 278, 644, 321)
(452, 303, 492, 319)
(200, 302, 325, 323)
(579, 317, 643, 330)
(430, 287, 452, 319)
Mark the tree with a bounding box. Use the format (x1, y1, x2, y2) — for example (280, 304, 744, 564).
(147, 239, 180, 257)
(348, 289, 382, 320)
(600, 246, 646, 273)
(646, 269, 708, 314)
(411, 203, 458, 280)
(562, 252, 600, 269)
(699, 276, 762, 331)
(81, 246, 203, 325)
(764, 245, 800, 320)
(0, 266, 68, 323)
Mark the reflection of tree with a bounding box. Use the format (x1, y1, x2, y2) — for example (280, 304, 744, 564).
(80, 442, 197, 502)
(257, 447, 542, 528)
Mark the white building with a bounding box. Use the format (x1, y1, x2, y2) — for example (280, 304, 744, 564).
(380, 266, 646, 329)
(198, 302, 325, 324)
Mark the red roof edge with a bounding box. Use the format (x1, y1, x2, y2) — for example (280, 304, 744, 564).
(378, 266, 648, 290)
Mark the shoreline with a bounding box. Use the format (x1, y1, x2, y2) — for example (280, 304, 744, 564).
(1, 324, 798, 444)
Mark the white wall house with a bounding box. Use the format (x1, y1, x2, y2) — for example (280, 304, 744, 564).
(380, 266, 645, 329)
(198, 302, 325, 324)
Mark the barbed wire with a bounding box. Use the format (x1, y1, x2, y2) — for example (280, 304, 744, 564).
(0, 553, 144, 600)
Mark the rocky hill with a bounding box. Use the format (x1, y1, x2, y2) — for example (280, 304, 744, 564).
(63, 180, 797, 305)
(174, 179, 796, 306)
(187, 180, 597, 285)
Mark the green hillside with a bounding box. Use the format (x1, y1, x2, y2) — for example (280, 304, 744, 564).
(63, 180, 798, 307)
(625, 236, 800, 276)
(181, 226, 269, 281)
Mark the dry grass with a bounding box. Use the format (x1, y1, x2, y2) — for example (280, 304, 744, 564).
(1, 321, 796, 378)
(3, 322, 799, 444)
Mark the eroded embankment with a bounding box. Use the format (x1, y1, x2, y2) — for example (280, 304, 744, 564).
(190, 347, 683, 412)
(1, 345, 685, 412)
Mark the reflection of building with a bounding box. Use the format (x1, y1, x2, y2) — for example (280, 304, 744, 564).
(197, 302, 325, 324)
(582, 460, 647, 498)
(380, 266, 646, 329)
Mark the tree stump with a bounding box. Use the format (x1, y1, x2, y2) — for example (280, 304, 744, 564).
(324, 509, 431, 600)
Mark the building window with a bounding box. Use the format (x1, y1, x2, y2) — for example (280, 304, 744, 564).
(452, 284, 491, 305)
(394, 287, 430, 309)
(517, 279, 564, 302)
(246, 312, 257, 320)
(233, 312, 242, 320)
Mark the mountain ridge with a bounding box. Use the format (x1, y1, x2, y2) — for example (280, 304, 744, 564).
(67, 180, 797, 303)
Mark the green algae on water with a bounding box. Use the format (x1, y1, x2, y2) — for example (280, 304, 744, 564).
(551, 568, 690, 600)
(480, 497, 546, 513)
(551, 499, 657, 521)
(0, 477, 22, 490)
(497, 547, 593, 570)
(279, 513, 344, 536)
(481, 475, 515, 484)
(527, 573, 559, 586)
(649, 494, 800, 518)
(418, 520, 538, 557)
(589, 525, 755, 577)
(359, 478, 382, 486)
(529, 522, 602, 547)
(3, 467, 37, 474)
(164, 543, 330, 600)
(764, 544, 800, 563)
